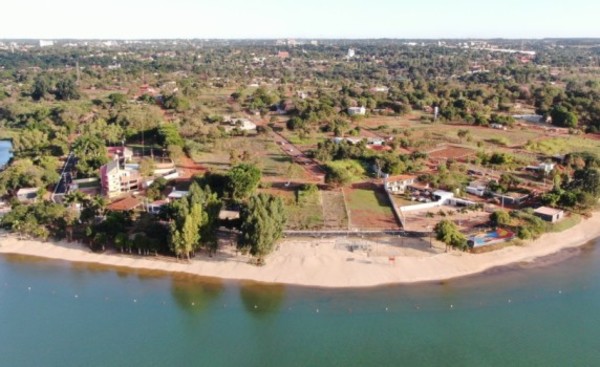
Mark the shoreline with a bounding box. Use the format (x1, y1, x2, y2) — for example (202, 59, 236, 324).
(1, 212, 600, 288)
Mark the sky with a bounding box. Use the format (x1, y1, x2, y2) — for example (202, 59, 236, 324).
(2, 0, 599, 39)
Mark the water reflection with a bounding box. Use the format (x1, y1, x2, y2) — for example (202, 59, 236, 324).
(170, 278, 224, 314)
(239, 282, 286, 317)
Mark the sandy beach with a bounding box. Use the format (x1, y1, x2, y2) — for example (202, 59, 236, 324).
(1, 212, 600, 288)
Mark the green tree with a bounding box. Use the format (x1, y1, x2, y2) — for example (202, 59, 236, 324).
(238, 193, 287, 264)
(434, 219, 467, 251)
(72, 135, 109, 177)
(490, 210, 511, 228)
(31, 75, 50, 101)
(550, 105, 578, 128)
(227, 164, 261, 201)
(54, 78, 80, 101)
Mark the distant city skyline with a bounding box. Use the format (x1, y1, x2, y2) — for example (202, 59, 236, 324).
(2, 0, 600, 39)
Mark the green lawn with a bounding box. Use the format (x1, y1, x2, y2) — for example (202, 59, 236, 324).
(347, 188, 394, 216)
(547, 214, 582, 233)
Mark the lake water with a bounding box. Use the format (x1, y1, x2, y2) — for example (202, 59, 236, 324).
(0, 140, 12, 167)
(1, 239, 600, 366)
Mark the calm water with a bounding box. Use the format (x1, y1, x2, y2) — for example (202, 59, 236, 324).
(1, 240, 600, 367)
(0, 140, 12, 167)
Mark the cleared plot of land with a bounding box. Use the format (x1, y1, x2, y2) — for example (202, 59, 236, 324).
(197, 136, 312, 181)
(428, 145, 475, 161)
(402, 205, 491, 233)
(260, 186, 324, 230)
(344, 183, 399, 230)
(321, 190, 349, 230)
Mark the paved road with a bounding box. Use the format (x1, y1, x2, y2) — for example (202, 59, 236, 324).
(52, 152, 76, 202)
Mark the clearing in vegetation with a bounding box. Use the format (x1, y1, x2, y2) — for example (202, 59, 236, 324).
(344, 183, 399, 230)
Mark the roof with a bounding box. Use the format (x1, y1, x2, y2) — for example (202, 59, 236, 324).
(168, 190, 189, 199)
(149, 199, 169, 207)
(16, 187, 39, 196)
(386, 174, 416, 183)
(107, 197, 142, 211)
(534, 206, 564, 216)
(102, 159, 120, 175)
(219, 210, 240, 220)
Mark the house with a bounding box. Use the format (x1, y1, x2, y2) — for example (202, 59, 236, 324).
(492, 191, 530, 206)
(100, 159, 143, 198)
(168, 188, 189, 200)
(16, 188, 39, 203)
(534, 206, 564, 223)
(277, 51, 290, 59)
(223, 117, 257, 132)
(347, 106, 366, 116)
(525, 162, 555, 174)
(466, 180, 488, 197)
(147, 199, 169, 215)
(384, 175, 416, 194)
(107, 196, 142, 212)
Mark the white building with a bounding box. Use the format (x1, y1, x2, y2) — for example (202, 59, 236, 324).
(100, 159, 142, 198)
(384, 175, 416, 194)
(466, 180, 488, 197)
(347, 48, 355, 58)
(16, 188, 39, 203)
(39, 40, 54, 47)
(347, 106, 366, 116)
(223, 117, 257, 132)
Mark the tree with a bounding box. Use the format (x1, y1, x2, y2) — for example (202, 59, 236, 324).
(157, 124, 184, 147)
(324, 164, 353, 187)
(238, 193, 286, 264)
(139, 157, 156, 178)
(167, 182, 220, 258)
(54, 78, 80, 101)
(490, 210, 511, 228)
(31, 75, 50, 101)
(434, 219, 467, 251)
(227, 164, 261, 201)
(72, 135, 109, 177)
(550, 105, 578, 128)
(498, 173, 520, 192)
(108, 93, 127, 106)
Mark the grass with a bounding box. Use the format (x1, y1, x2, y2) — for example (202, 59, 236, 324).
(266, 187, 324, 230)
(526, 137, 600, 156)
(546, 214, 582, 233)
(347, 188, 394, 216)
(325, 159, 366, 184)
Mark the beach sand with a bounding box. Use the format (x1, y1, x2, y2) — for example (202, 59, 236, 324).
(1, 212, 599, 288)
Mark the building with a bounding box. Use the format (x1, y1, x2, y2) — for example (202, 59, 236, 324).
(534, 206, 564, 223)
(347, 48, 355, 58)
(223, 117, 257, 132)
(466, 180, 488, 197)
(100, 159, 142, 198)
(16, 188, 39, 203)
(146, 199, 169, 215)
(492, 191, 530, 207)
(347, 106, 366, 116)
(384, 175, 416, 194)
(525, 162, 555, 174)
(39, 40, 54, 47)
(277, 51, 290, 59)
(107, 196, 142, 212)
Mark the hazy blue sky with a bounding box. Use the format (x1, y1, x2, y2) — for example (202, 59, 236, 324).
(2, 0, 599, 39)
